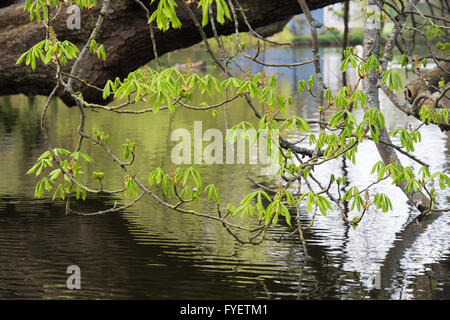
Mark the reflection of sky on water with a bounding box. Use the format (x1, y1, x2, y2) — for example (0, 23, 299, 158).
(245, 45, 449, 295)
(390, 213, 450, 299)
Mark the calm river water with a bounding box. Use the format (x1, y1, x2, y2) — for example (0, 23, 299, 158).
(0, 46, 448, 299)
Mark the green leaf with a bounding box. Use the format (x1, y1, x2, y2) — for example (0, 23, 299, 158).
(205, 184, 220, 204)
(97, 44, 106, 61)
(148, 167, 164, 186)
(93, 171, 105, 180)
(381, 69, 403, 91)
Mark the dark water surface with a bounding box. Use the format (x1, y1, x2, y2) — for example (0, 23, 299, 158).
(0, 46, 448, 299)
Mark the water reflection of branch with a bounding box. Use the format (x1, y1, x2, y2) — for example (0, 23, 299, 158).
(69, 192, 145, 216)
(297, 260, 306, 300)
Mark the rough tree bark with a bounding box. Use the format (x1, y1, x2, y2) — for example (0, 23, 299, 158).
(404, 61, 450, 104)
(0, 0, 342, 105)
(363, 0, 430, 212)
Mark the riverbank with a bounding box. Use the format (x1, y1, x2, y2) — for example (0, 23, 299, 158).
(291, 28, 395, 47)
(293, 29, 364, 46)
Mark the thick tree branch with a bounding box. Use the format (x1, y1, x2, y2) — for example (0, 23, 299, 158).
(363, 0, 431, 212)
(404, 61, 450, 105)
(0, 0, 342, 105)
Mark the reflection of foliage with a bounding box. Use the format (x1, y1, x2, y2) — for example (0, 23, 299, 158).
(292, 28, 396, 46)
(0, 96, 45, 158)
(0, 96, 19, 134)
